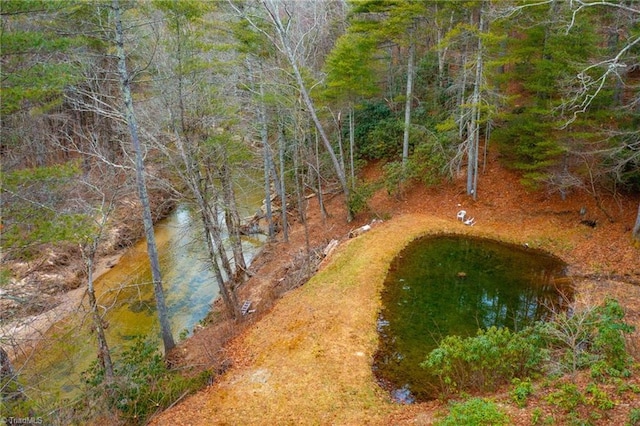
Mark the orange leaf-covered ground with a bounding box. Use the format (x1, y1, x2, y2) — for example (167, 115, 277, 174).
(151, 154, 639, 425)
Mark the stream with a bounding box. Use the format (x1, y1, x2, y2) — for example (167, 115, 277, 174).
(17, 185, 265, 402)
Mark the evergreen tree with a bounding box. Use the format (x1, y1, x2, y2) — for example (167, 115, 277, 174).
(490, 1, 597, 189)
(323, 31, 379, 183)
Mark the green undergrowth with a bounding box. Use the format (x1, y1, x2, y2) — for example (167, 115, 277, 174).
(435, 397, 510, 426)
(2, 337, 210, 426)
(422, 297, 638, 425)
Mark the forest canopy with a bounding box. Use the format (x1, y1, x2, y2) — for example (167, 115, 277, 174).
(1, 0, 639, 259)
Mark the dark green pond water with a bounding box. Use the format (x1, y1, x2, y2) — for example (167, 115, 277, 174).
(374, 235, 571, 403)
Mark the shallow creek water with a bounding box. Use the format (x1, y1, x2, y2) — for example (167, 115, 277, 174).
(18, 187, 265, 401)
(374, 235, 572, 403)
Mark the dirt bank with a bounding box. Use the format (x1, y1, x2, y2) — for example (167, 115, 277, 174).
(0, 190, 175, 360)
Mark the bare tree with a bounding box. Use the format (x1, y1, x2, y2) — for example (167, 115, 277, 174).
(231, 0, 352, 220)
(112, 0, 175, 352)
(634, 202, 640, 243)
(248, 59, 276, 238)
(402, 24, 415, 171)
(466, 6, 485, 200)
(76, 171, 119, 383)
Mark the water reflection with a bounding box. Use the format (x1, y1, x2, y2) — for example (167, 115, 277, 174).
(374, 235, 572, 403)
(19, 203, 266, 400)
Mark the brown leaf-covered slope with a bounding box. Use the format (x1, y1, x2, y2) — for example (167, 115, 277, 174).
(152, 153, 640, 426)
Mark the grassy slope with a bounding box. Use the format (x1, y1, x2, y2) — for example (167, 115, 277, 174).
(154, 213, 606, 425)
(151, 156, 640, 425)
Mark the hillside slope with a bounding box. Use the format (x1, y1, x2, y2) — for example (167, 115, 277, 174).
(151, 155, 640, 425)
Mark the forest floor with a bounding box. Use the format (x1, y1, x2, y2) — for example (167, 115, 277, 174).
(150, 152, 640, 426)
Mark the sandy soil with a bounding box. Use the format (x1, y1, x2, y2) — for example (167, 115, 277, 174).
(0, 253, 124, 360)
(149, 154, 640, 425)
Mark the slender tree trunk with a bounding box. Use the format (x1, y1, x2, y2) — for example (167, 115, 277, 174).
(278, 122, 289, 242)
(219, 152, 248, 281)
(314, 128, 327, 221)
(113, 0, 175, 353)
(349, 106, 355, 187)
(467, 8, 484, 200)
(457, 53, 468, 156)
(262, 1, 351, 220)
(402, 26, 415, 170)
(436, 5, 452, 90)
(79, 190, 116, 385)
(263, 141, 276, 237)
(168, 105, 241, 318)
(200, 206, 241, 319)
(86, 248, 114, 382)
(293, 143, 310, 255)
(336, 111, 346, 182)
(633, 202, 640, 243)
(166, 15, 243, 311)
(246, 59, 275, 239)
(255, 66, 275, 239)
(207, 188, 235, 281)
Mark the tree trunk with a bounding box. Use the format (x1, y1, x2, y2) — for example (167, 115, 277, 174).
(207, 189, 235, 281)
(182, 156, 240, 318)
(349, 106, 355, 187)
(113, 0, 175, 353)
(262, 1, 351, 221)
(0, 347, 25, 401)
(314, 128, 328, 221)
(467, 8, 484, 200)
(633, 202, 640, 243)
(293, 143, 310, 255)
(457, 53, 468, 147)
(86, 248, 114, 382)
(219, 153, 248, 281)
(278, 122, 289, 242)
(256, 65, 275, 239)
(336, 111, 346, 184)
(402, 26, 415, 170)
(200, 205, 241, 319)
(165, 14, 241, 316)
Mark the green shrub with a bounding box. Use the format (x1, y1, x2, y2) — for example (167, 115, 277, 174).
(591, 298, 635, 374)
(585, 383, 616, 410)
(406, 133, 450, 186)
(629, 407, 640, 425)
(381, 160, 406, 196)
(347, 180, 380, 216)
(511, 377, 534, 407)
(492, 110, 565, 189)
(435, 398, 510, 426)
(361, 118, 405, 160)
(352, 101, 392, 148)
(543, 298, 634, 377)
(421, 298, 634, 404)
(545, 383, 584, 412)
(421, 325, 547, 394)
(83, 337, 209, 425)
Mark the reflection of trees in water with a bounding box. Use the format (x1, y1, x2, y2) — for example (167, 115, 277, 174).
(374, 235, 570, 403)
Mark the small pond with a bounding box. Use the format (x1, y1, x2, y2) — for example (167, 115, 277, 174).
(374, 235, 572, 403)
